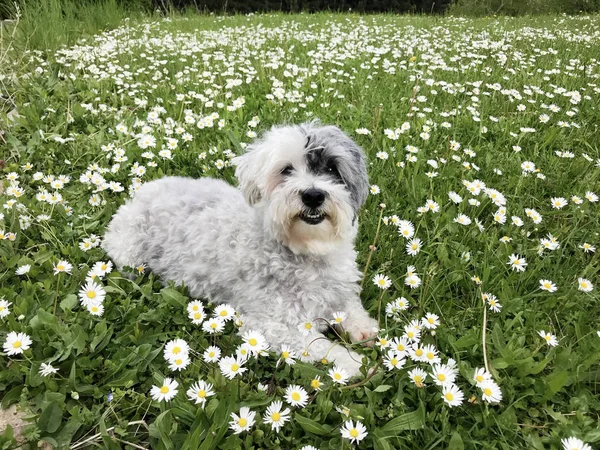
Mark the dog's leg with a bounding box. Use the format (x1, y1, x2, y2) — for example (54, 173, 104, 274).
(239, 319, 365, 377)
(339, 296, 379, 347)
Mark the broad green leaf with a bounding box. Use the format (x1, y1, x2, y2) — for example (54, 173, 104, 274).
(294, 413, 332, 436)
(38, 401, 63, 433)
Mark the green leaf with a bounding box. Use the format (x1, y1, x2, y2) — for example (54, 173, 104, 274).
(1, 385, 23, 409)
(449, 431, 464, 450)
(38, 401, 63, 433)
(161, 287, 187, 308)
(379, 404, 425, 434)
(543, 370, 569, 398)
(373, 384, 393, 393)
(60, 294, 78, 312)
(294, 413, 332, 436)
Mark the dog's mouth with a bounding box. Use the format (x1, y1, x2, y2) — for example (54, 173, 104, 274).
(299, 211, 327, 225)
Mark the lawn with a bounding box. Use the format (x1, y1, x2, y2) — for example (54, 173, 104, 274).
(1, 11, 599, 450)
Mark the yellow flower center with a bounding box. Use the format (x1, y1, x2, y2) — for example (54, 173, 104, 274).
(476, 375, 483, 382)
(335, 317, 342, 323)
(87, 291, 96, 299)
(175, 359, 182, 365)
(231, 364, 239, 371)
(427, 352, 435, 360)
(445, 393, 454, 401)
(391, 358, 398, 366)
(220, 310, 227, 317)
(282, 351, 289, 359)
(321, 358, 328, 364)
(414, 376, 422, 383)
(194, 312, 201, 319)
(13, 341, 21, 348)
(57, 265, 65, 271)
(173, 346, 181, 354)
(101, 264, 107, 270)
(210, 322, 217, 329)
(407, 331, 415, 338)
(238, 418, 247, 427)
(581, 282, 588, 288)
(304, 323, 312, 329)
(483, 388, 492, 396)
(428, 318, 435, 324)
(160, 386, 169, 394)
(311, 379, 321, 389)
(272, 412, 281, 421)
(415, 349, 423, 357)
(350, 429, 359, 438)
(208, 351, 215, 357)
(198, 390, 206, 398)
(397, 344, 405, 351)
(437, 374, 446, 381)
(249, 338, 257, 346)
(334, 373, 342, 380)
(292, 392, 301, 401)
(192, 305, 199, 311)
(0, 306, 4, 311)
(91, 306, 98, 312)
(544, 335, 551, 341)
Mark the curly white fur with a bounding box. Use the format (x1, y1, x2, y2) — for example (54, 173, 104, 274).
(103, 122, 378, 376)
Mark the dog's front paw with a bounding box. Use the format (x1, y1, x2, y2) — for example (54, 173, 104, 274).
(331, 349, 364, 378)
(345, 315, 379, 347)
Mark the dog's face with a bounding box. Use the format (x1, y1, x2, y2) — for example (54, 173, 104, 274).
(234, 122, 369, 255)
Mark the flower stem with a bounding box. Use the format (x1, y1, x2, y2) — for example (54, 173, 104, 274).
(360, 204, 385, 290)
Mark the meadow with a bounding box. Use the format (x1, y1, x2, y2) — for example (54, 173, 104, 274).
(1, 11, 599, 450)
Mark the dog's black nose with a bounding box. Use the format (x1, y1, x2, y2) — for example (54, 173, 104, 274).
(301, 188, 326, 208)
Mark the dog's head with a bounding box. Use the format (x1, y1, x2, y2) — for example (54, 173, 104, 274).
(233, 122, 369, 255)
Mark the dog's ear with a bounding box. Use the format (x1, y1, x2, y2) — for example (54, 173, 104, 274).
(233, 145, 263, 205)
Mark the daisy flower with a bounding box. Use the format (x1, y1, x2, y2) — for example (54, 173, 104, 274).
(422, 313, 440, 329)
(298, 320, 315, 336)
(539, 279, 557, 292)
(0, 300, 11, 319)
(405, 274, 422, 289)
(441, 384, 464, 407)
(473, 367, 491, 386)
(332, 311, 347, 325)
(310, 375, 323, 391)
(432, 363, 457, 386)
(219, 356, 247, 379)
(91, 260, 113, 277)
(53, 260, 73, 275)
(340, 420, 368, 444)
(78, 280, 106, 306)
(3, 332, 32, 355)
(507, 254, 527, 272)
(579, 243, 595, 253)
(242, 329, 269, 355)
(561, 437, 592, 450)
(87, 302, 104, 316)
(479, 380, 503, 403)
(168, 353, 191, 371)
(186, 380, 215, 406)
(408, 368, 428, 387)
(285, 385, 309, 408)
(203, 317, 226, 334)
(454, 214, 471, 226)
(328, 366, 351, 385)
(229, 407, 256, 434)
(373, 274, 392, 289)
(422, 344, 441, 365)
(15, 265, 31, 275)
(164, 338, 190, 361)
(150, 378, 178, 402)
(390, 336, 410, 356)
(538, 330, 558, 347)
(203, 345, 221, 363)
(263, 400, 291, 432)
(214, 304, 235, 321)
(406, 238, 422, 256)
(578, 278, 593, 292)
(550, 197, 567, 209)
(279, 345, 297, 366)
(39, 362, 59, 377)
(397, 220, 415, 239)
(383, 351, 406, 371)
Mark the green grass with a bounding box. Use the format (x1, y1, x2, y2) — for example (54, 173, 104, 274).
(1, 10, 600, 450)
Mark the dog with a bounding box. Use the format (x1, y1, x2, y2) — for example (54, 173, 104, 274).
(103, 122, 378, 376)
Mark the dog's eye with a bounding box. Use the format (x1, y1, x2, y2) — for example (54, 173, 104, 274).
(281, 165, 294, 176)
(327, 163, 338, 175)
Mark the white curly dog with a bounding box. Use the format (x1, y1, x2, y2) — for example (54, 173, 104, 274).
(103, 122, 378, 376)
